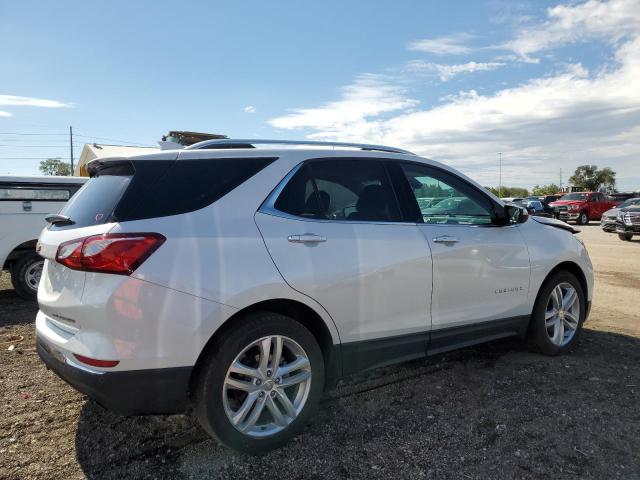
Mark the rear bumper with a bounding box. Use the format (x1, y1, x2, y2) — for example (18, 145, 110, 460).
(37, 334, 192, 415)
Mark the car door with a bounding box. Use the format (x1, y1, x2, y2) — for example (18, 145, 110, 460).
(255, 158, 433, 370)
(392, 161, 531, 353)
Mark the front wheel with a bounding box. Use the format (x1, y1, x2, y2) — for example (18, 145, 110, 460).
(619, 233, 633, 241)
(575, 211, 589, 225)
(527, 271, 586, 355)
(10, 252, 44, 301)
(193, 312, 324, 454)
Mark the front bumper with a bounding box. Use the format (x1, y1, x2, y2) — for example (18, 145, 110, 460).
(557, 211, 580, 221)
(37, 334, 192, 415)
(601, 218, 617, 231)
(616, 222, 640, 234)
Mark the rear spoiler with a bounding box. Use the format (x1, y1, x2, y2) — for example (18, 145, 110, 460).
(531, 216, 581, 234)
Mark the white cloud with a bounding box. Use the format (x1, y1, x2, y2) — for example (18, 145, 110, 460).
(503, 0, 640, 61)
(244, 105, 256, 113)
(269, 74, 418, 133)
(268, 0, 640, 190)
(407, 33, 475, 56)
(0, 111, 11, 117)
(0, 95, 70, 108)
(406, 60, 506, 81)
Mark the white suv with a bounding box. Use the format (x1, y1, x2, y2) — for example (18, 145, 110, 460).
(35, 140, 593, 453)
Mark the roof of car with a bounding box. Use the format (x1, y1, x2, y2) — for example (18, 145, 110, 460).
(0, 175, 87, 184)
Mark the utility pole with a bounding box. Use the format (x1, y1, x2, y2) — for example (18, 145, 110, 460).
(498, 152, 502, 198)
(69, 126, 74, 175)
(559, 168, 562, 192)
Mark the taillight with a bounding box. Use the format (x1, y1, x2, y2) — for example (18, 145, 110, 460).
(56, 233, 165, 275)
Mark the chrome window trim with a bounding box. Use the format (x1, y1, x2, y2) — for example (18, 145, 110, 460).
(257, 160, 515, 228)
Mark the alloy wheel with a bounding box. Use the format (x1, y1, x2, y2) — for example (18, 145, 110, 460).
(222, 335, 312, 437)
(545, 282, 580, 346)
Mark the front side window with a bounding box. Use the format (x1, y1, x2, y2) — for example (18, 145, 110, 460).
(399, 163, 493, 225)
(274, 159, 402, 222)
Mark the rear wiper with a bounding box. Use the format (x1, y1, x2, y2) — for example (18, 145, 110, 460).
(45, 214, 74, 225)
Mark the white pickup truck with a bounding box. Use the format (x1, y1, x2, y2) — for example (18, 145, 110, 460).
(1, 175, 86, 299)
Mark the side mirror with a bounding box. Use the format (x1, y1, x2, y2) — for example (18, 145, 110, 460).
(504, 205, 529, 224)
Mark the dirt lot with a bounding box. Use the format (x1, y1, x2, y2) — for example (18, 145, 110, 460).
(1, 225, 639, 480)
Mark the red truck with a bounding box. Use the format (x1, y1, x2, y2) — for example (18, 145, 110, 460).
(549, 192, 620, 225)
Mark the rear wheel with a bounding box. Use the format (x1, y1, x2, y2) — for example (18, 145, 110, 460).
(10, 252, 44, 301)
(619, 233, 633, 241)
(528, 271, 585, 355)
(193, 312, 324, 454)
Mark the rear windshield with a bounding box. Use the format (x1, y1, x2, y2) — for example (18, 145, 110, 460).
(51, 170, 131, 230)
(51, 157, 276, 229)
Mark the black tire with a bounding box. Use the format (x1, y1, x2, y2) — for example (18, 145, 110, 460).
(619, 233, 633, 241)
(10, 252, 44, 301)
(193, 312, 324, 454)
(575, 211, 588, 225)
(527, 271, 586, 356)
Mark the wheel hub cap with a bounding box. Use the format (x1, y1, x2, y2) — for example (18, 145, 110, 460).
(222, 335, 312, 438)
(545, 282, 580, 346)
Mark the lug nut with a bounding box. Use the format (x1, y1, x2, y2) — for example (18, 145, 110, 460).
(270, 390, 276, 398)
(266, 370, 272, 377)
(255, 379, 262, 386)
(259, 391, 265, 398)
(275, 377, 281, 384)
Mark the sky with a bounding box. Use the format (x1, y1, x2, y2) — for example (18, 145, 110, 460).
(1, 0, 639, 190)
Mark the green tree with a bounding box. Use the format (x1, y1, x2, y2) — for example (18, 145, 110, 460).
(39, 158, 71, 176)
(531, 183, 561, 196)
(568, 165, 616, 191)
(485, 186, 529, 198)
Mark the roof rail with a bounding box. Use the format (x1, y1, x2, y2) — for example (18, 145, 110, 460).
(184, 138, 416, 155)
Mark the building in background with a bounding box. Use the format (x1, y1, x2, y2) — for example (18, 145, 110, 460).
(75, 131, 227, 176)
(75, 143, 159, 176)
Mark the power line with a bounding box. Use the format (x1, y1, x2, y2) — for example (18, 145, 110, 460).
(0, 144, 82, 147)
(0, 132, 67, 135)
(75, 133, 153, 147)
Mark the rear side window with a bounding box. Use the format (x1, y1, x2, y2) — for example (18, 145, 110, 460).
(274, 158, 402, 222)
(117, 157, 276, 222)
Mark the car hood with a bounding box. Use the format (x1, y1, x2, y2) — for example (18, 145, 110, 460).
(603, 207, 620, 217)
(531, 215, 581, 234)
(548, 200, 583, 207)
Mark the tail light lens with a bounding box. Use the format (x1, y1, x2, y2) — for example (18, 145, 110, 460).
(56, 233, 165, 275)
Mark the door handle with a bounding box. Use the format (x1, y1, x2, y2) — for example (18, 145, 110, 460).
(287, 234, 327, 244)
(432, 235, 459, 244)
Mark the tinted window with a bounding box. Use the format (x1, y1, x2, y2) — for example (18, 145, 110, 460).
(274, 159, 402, 222)
(52, 171, 131, 230)
(0, 188, 70, 201)
(400, 163, 493, 225)
(53, 157, 276, 229)
(117, 157, 276, 222)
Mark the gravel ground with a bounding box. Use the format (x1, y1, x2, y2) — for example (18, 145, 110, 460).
(1, 225, 639, 479)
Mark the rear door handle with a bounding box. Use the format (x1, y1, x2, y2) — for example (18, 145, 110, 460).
(432, 235, 459, 244)
(288, 233, 327, 244)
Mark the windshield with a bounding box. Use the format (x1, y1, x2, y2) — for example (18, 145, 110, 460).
(562, 193, 589, 201)
(621, 198, 640, 208)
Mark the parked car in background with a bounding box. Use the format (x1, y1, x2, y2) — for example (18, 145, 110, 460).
(35, 139, 593, 453)
(615, 205, 640, 241)
(0, 175, 86, 299)
(601, 197, 640, 232)
(501, 197, 524, 205)
(548, 192, 619, 225)
(521, 199, 547, 216)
